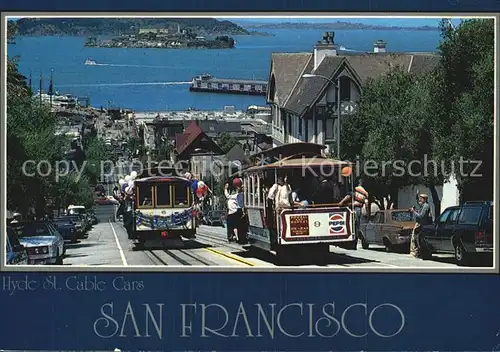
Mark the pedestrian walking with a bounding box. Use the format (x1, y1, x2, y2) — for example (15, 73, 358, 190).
(409, 193, 433, 258)
(353, 179, 369, 235)
(122, 187, 135, 239)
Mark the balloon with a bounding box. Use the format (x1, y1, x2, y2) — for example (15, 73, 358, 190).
(124, 175, 131, 182)
(196, 189, 204, 197)
(197, 181, 205, 189)
(232, 178, 242, 188)
(125, 186, 130, 193)
(119, 179, 125, 185)
(341, 166, 352, 177)
(130, 171, 137, 179)
(128, 180, 134, 188)
(191, 180, 198, 192)
(184, 172, 192, 180)
(121, 183, 127, 192)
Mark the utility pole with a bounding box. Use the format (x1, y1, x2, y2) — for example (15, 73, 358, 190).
(49, 68, 54, 108)
(39, 72, 42, 108)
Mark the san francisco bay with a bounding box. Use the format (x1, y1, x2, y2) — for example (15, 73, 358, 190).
(7, 28, 443, 111)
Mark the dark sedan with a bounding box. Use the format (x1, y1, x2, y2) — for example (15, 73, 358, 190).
(62, 215, 87, 238)
(52, 217, 78, 243)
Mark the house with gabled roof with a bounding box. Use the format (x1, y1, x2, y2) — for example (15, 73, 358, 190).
(267, 31, 440, 154)
(175, 120, 223, 157)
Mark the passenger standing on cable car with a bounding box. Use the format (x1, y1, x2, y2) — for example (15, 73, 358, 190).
(226, 178, 244, 243)
(339, 178, 369, 236)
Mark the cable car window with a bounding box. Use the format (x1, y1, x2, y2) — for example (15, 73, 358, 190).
(173, 183, 189, 207)
(137, 184, 154, 207)
(156, 184, 171, 207)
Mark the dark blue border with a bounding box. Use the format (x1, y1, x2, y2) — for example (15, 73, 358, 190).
(2, 1, 499, 351)
(1, 272, 499, 351)
(0, 0, 499, 12)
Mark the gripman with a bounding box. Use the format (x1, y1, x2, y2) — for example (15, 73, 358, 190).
(180, 302, 405, 338)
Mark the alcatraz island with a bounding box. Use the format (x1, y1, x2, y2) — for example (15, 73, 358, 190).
(85, 25, 235, 49)
(8, 18, 252, 50)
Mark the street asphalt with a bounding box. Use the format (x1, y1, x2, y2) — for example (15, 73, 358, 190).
(63, 222, 478, 268)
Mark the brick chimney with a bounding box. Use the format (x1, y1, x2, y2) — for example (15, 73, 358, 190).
(373, 40, 387, 53)
(313, 32, 337, 70)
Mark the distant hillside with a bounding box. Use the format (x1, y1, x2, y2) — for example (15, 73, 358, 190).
(242, 21, 439, 31)
(12, 18, 251, 36)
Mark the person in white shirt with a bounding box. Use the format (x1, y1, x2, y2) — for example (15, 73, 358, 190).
(226, 178, 244, 243)
(268, 176, 292, 210)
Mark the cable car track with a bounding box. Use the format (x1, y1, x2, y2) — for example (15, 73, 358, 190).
(193, 232, 248, 252)
(144, 248, 215, 266)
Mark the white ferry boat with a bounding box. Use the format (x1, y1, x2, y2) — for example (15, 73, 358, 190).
(84, 58, 97, 66)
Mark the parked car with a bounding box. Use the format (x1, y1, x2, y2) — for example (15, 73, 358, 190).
(358, 209, 415, 252)
(87, 210, 99, 225)
(6, 226, 28, 265)
(420, 201, 493, 265)
(202, 210, 225, 227)
(67, 205, 86, 217)
(18, 221, 65, 265)
(63, 214, 87, 237)
(52, 217, 78, 243)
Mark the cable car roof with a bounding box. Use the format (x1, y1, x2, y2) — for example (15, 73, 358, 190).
(135, 176, 190, 183)
(248, 142, 326, 162)
(244, 155, 353, 173)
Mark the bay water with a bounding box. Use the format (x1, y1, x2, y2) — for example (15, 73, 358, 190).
(7, 28, 442, 111)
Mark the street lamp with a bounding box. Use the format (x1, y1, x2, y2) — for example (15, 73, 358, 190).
(302, 73, 341, 159)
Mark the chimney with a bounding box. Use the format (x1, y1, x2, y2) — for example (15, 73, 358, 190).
(313, 31, 337, 70)
(373, 40, 387, 53)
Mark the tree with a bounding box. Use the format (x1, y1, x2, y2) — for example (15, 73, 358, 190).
(216, 132, 239, 154)
(83, 135, 113, 185)
(431, 19, 494, 202)
(342, 68, 427, 209)
(6, 58, 107, 216)
(342, 19, 494, 211)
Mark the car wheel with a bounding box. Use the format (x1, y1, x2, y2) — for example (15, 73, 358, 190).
(55, 251, 64, 265)
(359, 232, 369, 249)
(454, 242, 468, 266)
(383, 238, 393, 252)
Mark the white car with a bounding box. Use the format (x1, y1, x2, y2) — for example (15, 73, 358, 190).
(18, 221, 65, 265)
(68, 205, 86, 216)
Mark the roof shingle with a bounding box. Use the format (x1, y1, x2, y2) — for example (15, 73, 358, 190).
(268, 53, 312, 106)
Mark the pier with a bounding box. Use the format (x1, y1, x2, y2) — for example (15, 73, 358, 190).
(189, 74, 267, 96)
